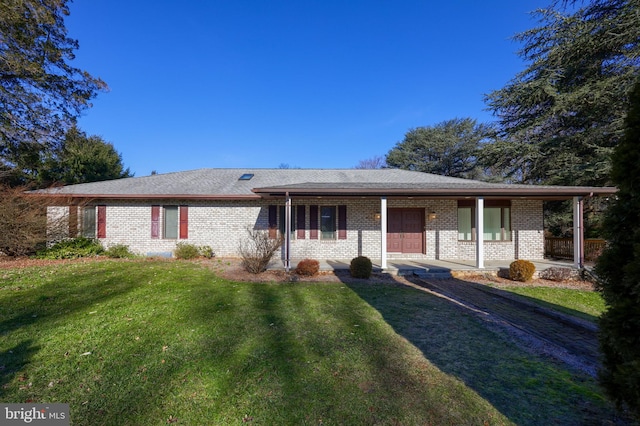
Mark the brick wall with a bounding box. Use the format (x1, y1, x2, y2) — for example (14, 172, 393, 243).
(47, 198, 545, 261)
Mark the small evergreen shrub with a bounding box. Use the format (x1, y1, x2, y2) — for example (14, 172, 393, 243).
(350, 256, 373, 279)
(509, 259, 536, 282)
(197, 245, 215, 259)
(174, 242, 201, 259)
(295, 259, 320, 276)
(36, 237, 104, 259)
(104, 244, 136, 259)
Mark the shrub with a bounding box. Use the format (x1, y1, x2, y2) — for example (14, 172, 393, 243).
(238, 227, 283, 273)
(197, 245, 215, 259)
(295, 258, 320, 276)
(36, 237, 104, 259)
(104, 244, 136, 259)
(350, 256, 372, 279)
(173, 243, 214, 259)
(174, 242, 200, 260)
(509, 259, 536, 282)
(538, 267, 579, 281)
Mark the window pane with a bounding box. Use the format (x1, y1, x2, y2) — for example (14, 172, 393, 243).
(164, 206, 178, 239)
(279, 206, 296, 237)
(484, 207, 502, 241)
(503, 208, 511, 240)
(320, 206, 336, 239)
(82, 207, 96, 238)
(458, 207, 472, 240)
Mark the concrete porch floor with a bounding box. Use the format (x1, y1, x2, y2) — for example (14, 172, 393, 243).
(275, 258, 580, 274)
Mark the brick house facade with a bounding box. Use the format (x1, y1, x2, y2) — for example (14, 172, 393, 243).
(42, 168, 615, 268)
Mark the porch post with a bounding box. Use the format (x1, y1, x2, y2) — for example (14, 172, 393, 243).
(285, 193, 291, 272)
(573, 196, 583, 268)
(476, 197, 484, 269)
(381, 197, 387, 269)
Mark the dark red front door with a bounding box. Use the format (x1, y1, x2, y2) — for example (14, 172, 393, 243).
(387, 209, 424, 253)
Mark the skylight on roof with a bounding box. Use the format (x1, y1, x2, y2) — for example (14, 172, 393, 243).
(239, 173, 254, 181)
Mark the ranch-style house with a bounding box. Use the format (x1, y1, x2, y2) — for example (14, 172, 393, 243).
(42, 168, 616, 269)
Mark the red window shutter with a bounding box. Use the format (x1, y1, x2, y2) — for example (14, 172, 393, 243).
(338, 205, 347, 239)
(69, 205, 78, 237)
(268, 205, 278, 239)
(97, 205, 106, 238)
(151, 205, 160, 238)
(179, 205, 188, 239)
(309, 205, 318, 239)
(296, 205, 306, 239)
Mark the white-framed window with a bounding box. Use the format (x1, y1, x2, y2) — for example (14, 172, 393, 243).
(457, 201, 511, 241)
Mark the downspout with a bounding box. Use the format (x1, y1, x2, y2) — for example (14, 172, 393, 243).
(285, 192, 291, 272)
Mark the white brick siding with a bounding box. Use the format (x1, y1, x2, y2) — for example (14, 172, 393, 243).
(48, 198, 545, 261)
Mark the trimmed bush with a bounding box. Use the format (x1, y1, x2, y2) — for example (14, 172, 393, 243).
(295, 259, 320, 276)
(509, 259, 536, 282)
(350, 256, 373, 279)
(104, 244, 136, 259)
(36, 237, 104, 259)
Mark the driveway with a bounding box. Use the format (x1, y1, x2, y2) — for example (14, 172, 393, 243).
(403, 276, 600, 377)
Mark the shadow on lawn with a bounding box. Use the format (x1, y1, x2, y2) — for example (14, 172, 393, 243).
(342, 274, 624, 426)
(0, 264, 143, 336)
(0, 263, 146, 407)
(185, 280, 452, 424)
(0, 340, 39, 397)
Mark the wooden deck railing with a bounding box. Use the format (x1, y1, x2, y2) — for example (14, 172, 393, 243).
(544, 237, 606, 261)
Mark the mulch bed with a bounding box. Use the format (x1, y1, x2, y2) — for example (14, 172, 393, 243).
(0, 256, 597, 290)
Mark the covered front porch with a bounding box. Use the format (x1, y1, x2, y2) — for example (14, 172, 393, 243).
(254, 177, 616, 273)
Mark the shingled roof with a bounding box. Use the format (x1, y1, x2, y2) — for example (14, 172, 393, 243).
(39, 168, 617, 199)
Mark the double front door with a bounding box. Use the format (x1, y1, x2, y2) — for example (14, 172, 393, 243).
(387, 208, 425, 253)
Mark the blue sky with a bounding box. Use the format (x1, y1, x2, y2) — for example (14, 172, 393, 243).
(66, 0, 543, 176)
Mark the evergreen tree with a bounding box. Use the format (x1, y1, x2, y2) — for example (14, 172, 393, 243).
(386, 118, 490, 179)
(485, 0, 639, 186)
(0, 0, 107, 185)
(595, 78, 640, 419)
(38, 127, 132, 186)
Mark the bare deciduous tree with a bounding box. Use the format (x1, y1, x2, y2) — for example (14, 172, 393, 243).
(0, 185, 70, 256)
(355, 156, 387, 169)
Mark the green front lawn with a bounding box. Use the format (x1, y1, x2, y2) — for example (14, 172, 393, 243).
(0, 260, 620, 425)
(497, 286, 606, 323)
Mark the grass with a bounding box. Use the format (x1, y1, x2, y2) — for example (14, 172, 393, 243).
(495, 286, 606, 323)
(0, 260, 622, 425)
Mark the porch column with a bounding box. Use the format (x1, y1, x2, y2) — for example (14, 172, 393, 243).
(381, 197, 387, 269)
(476, 197, 484, 269)
(573, 196, 583, 268)
(285, 193, 292, 272)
